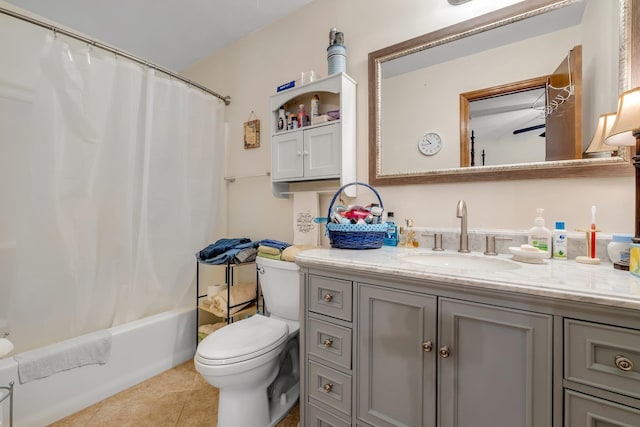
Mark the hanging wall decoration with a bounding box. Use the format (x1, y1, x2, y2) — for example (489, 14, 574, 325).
(243, 111, 260, 149)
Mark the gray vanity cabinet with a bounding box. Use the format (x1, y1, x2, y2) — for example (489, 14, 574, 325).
(563, 319, 640, 426)
(355, 284, 553, 427)
(438, 298, 553, 427)
(298, 252, 640, 427)
(565, 390, 640, 426)
(357, 284, 437, 427)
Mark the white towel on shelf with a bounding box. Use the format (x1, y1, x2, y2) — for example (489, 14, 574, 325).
(292, 191, 319, 246)
(13, 330, 112, 384)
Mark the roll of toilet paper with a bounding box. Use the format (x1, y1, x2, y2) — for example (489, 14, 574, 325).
(207, 284, 224, 300)
(0, 338, 14, 358)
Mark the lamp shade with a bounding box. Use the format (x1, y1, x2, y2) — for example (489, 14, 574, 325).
(585, 112, 617, 153)
(605, 87, 640, 146)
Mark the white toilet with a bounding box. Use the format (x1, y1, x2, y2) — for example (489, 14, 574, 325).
(194, 256, 300, 427)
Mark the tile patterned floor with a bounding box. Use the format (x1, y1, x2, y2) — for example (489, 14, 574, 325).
(49, 360, 299, 427)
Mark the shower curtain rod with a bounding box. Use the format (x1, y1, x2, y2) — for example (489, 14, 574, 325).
(0, 6, 231, 106)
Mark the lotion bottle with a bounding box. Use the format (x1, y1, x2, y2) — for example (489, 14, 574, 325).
(528, 208, 551, 258)
(552, 221, 568, 260)
(311, 94, 320, 117)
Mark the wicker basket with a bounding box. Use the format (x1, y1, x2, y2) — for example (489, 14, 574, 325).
(326, 182, 387, 249)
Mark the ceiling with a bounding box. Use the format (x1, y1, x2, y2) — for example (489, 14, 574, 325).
(2, 0, 313, 72)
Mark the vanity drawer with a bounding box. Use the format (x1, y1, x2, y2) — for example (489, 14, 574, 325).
(565, 390, 640, 426)
(308, 318, 352, 370)
(308, 360, 352, 417)
(309, 275, 353, 321)
(307, 402, 351, 427)
(565, 319, 640, 399)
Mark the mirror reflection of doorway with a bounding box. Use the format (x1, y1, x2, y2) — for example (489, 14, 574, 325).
(469, 86, 546, 166)
(461, 45, 582, 167)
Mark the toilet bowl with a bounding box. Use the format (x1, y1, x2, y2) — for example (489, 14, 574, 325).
(194, 256, 300, 427)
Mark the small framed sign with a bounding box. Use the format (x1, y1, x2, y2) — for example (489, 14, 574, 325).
(244, 111, 260, 149)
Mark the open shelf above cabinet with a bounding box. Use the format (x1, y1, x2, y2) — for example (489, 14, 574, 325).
(269, 72, 356, 198)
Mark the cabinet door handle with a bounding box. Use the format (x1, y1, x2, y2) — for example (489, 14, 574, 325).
(323, 293, 334, 302)
(439, 345, 450, 358)
(615, 355, 634, 371)
(422, 341, 433, 352)
(323, 383, 333, 393)
(323, 338, 334, 348)
(303, 150, 309, 156)
(296, 151, 302, 156)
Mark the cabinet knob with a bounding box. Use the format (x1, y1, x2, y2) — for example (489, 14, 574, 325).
(296, 151, 302, 156)
(323, 338, 334, 348)
(303, 150, 309, 156)
(323, 383, 333, 393)
(615, 355, 634, 371)
(323, 293, 334, 302)
(422, 341, 433, 352)
(439, 346, 450, 358)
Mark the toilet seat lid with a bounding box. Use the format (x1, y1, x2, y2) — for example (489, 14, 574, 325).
(197, 314, 288, 365)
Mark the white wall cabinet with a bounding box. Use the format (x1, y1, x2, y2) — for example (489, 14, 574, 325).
(269, 72, 356, 198)
(271, 123, 341, 181)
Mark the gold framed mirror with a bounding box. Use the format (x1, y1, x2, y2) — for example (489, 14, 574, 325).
(369, 0, 637, 185)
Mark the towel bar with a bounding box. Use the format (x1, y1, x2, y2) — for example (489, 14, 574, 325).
(0, 381, 14, 427)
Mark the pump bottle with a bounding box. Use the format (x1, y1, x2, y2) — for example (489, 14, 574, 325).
(528, 208, 552, 258)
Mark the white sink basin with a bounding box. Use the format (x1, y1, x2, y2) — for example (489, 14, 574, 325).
(401, 252, 522, 272)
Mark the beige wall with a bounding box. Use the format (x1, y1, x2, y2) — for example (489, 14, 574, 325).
(183, 0, 635, 242)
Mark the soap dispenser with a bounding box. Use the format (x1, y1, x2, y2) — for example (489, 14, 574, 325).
(528, 208, 551, 258)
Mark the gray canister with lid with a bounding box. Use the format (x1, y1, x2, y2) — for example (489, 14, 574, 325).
(327, 44, 346, 75)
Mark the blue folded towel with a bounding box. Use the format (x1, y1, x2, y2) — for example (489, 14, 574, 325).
(197, 239, 259, 265)
(197, 238, 251, 261)
(259, 239, 291, 251)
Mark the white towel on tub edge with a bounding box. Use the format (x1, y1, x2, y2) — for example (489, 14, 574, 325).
(13, 329, 112, 384)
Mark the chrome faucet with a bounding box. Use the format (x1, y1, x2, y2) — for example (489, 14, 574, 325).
(456, 200, 470, 253)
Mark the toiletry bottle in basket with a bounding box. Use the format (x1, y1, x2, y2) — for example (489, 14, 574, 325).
(383, 212, 398, 246)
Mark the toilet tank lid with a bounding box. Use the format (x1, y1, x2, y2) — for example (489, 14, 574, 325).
(197, 315, 288, 364)
(255, 256, 299, 270)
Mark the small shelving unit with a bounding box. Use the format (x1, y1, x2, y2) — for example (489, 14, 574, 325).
(196, 260, 261, 343)
(269, 72, 357, 198)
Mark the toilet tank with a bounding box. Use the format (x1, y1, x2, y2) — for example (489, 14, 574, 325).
(256, 256, 300, 321)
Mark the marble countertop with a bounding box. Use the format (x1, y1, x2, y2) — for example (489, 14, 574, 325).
(295, 246, 640, 311)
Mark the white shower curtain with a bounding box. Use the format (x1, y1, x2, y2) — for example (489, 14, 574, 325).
(3, 33, 225, 353)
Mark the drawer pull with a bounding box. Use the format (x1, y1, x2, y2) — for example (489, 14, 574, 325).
(615, 355, 634, 371)
(323, 338, 334, 348)
(323, 383, 334, 393)
(439, 345, 450, 358)
(422, 341, 433, 352)
(323, 293, 334, 302)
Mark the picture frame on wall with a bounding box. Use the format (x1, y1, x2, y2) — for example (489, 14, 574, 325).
(244, 113, 260, 149)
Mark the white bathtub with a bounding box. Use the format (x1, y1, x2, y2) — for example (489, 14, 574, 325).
(0, 307, 196, 427)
